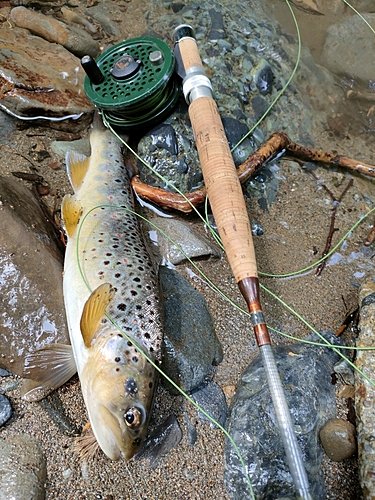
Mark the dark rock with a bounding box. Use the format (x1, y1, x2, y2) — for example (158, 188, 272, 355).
(208, 8, 227, 40)
(251, 59, 274, 95)
(37, 391, 80, 436)
(0, 25, 93, 131)
(252, 95, 270, 121)
(146, 124, 178, 155)
(319, 418, 357, 462)
(9, 6, 100, 58)
(191, 379, 227, 427)
(171, 2, 185, 13)
(0, 434, 46, 500)
(0, 394, 12, 426)
(0, 177, 69, 377)
(160, 266, 223, 395)
(0, 368, 12, 377)
(224, 331, 344, 500)
(136, 414, 183, 468)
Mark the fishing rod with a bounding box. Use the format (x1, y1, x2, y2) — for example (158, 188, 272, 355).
(173, 24, 313, 500)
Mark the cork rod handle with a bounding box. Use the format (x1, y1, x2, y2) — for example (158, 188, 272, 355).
(178, 37, 258, 282)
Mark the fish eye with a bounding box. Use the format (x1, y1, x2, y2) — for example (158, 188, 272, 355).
(124, 406, 143, 429)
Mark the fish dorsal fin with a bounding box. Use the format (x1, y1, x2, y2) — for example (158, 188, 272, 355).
(21, 343, 76, 402)
(61, 194, 82, 238)
(66, 150, 90, 192)
(80, 283, 115, 347)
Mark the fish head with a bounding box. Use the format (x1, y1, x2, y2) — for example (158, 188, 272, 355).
(81, 331, 158, 460)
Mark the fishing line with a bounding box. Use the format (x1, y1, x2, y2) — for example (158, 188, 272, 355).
(75, 203, 255, 500)
(229, 0, 301, 153)
(341, 0, 375, 35)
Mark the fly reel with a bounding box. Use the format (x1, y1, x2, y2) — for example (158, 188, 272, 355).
(81, 36, 180, 130)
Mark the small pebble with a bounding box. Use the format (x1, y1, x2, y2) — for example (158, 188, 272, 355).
(320, 418, 357, 462)
(0, 394, 12, 426)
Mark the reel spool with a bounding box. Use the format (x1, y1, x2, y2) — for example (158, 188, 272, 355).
(81, 37, 180, 131)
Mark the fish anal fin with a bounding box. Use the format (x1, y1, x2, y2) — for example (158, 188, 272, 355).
(80, 283, 115, 347)
(61, 194, 82, 238)
(66, 150, 90, 192)
(21, 344, 76, 402)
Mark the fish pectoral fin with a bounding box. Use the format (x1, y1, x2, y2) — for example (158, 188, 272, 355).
(66, 150, 90, 192)
(21, 344, 76, 402)
(80, 283, 115, 347)
(61, 194, 83, 238)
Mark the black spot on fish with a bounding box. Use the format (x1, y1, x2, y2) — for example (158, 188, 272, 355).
(104, 261, 110, 265)
(98, 239, 103, 243)
(118, 303, 127, 311)
(133, 277, 141, 283)
(115, 357, 121, 362)
(106, 252, 112, 257)
(130, 290, 138, 296)
(144, 332, 150, 339)
(125, 378, 138, 395)
(132, 356, 138, 363)
(115, 273, 121, 278)
(127, 341, 132, 347)
(136, 305, 142, 310)
(138, 266, 144, 271)
(149, 382, 153, 388)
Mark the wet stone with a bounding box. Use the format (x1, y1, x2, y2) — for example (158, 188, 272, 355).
(160, 266, 223, 395)
(208, 8, 226, 40)
(0, 434, 46, 500)
(224, 331, 344, 499)
(355, 276, 375, 496)
(0, 394, 12, 426)
(0, 177, 69, 377)
(250, 58, 274, 96)
(319, 418, 357, 462)
(0, 25, 93, 130)
(135, 414, 182, 468)
(190, 379, 227, 427)
(37, 391, 81, 436)
(147, 216, 222, 265)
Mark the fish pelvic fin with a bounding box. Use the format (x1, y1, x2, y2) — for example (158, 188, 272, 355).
(66, 150, 90, 192)
(61, 194, 83, 238)
(21, 343, 76, 402)
(80, 283, 115, 347)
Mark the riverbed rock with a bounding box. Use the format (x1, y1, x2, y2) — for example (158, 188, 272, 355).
(0, 24, 93, 130)
(0, 394, 12, 427)
(321, 13, 375, 86)
(160, 266, 223, 394)
(0, 434, 46, 500)
(10, 6, 100, 58)
(224, 331, 344, 500)
(319, 418, 357, 462)
(0, 177, 68, 377)
(146, 216, 222, 265)
(355, 276, 375, 498)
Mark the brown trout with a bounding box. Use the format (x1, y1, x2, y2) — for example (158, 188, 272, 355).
(60, 114, 163, 460)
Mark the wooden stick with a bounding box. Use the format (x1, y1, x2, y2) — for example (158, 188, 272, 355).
(131, 132, 375, 213)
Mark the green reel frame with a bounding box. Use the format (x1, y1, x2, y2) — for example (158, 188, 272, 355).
(83, 37, 180, 131)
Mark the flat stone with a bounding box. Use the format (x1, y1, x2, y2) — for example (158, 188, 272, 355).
(0, 434, 46, 500)
(147, 217, 222, 265)
(0, 25, 93, 130)
(0, 177, 69, 377)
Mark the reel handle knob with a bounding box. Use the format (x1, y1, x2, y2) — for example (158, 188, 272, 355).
(81, 55, 105, 85)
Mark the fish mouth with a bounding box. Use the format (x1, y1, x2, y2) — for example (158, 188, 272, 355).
(90, 405, 145, 461)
